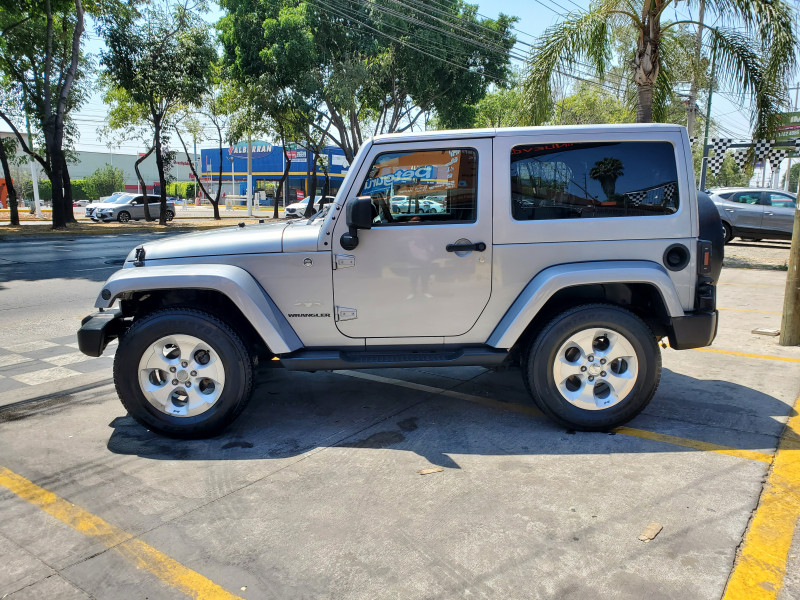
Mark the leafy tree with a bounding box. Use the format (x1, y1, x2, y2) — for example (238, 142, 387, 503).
(219, 0, 516, 163)
(473, 86, 529, 128)
(692, 148, 752, 188)
(101, 0, 216, 224)
(524, 0, 796, 136)
(0, 0, 89, 229)
(590, 157, 624, 198)
(83, 163, 124, 200)
(781, 162, 800, 194)
(557, 82, 633, 125)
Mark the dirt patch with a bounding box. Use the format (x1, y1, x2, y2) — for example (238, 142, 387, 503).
(723, 240, 791, 270)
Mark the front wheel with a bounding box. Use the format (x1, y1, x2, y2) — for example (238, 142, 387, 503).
(721, 221, 733, 244)
(524, 304, 661, 431)
(117, 211, 131, 223)
(114, 308, 254, 438)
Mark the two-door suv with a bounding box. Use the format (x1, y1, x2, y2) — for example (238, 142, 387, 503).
(78, 125, 722, 438)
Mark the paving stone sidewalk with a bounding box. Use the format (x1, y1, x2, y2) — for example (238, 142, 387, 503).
(0, 334, 114, 396)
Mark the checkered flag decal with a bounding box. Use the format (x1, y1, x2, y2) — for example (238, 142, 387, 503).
(711, 138, 733, 155)
(689, 137, 698, 146)
(768, 148, 788, 174)
(732, 150, 749, 169)
(753, 139, 773, 160)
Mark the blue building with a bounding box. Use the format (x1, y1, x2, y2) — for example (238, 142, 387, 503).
(200, 142, 350, 201)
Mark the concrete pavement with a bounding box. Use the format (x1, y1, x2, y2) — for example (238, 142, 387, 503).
(0, 249, 798, 598)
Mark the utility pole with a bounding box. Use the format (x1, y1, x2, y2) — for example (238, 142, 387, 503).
(246, 134, 253, 217)
(22, 96, 42, 218)
(698, 45, 716, 191)
(779, 187, 800, 344)
(686, 0, 705, 138)
(784, 84, 800, 191)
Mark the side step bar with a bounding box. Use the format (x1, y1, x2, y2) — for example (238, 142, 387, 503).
(279, 347, 509, 372)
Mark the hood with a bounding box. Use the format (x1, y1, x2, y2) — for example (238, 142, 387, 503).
(130, 222, 290, 262)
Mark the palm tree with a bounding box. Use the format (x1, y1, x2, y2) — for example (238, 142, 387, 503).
(590, 157, 625, 199)
(524, 0, 796, 136)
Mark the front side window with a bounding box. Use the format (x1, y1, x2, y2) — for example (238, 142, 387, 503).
(731, 192, 761, 205)
(510, 141, 680, 221)
(357, 148, 478, 225)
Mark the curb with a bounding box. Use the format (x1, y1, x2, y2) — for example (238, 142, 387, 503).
(0, 371, 110, 409)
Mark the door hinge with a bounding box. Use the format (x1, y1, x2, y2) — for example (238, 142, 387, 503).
(335, 306, 357, 321)
(333, 254, 356, 269)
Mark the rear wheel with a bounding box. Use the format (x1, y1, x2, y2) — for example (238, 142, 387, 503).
(524, 304, 661, 431)
(117, 211, 131, 223)
(114, 308, 253, 438)
(166, 210, 174, 221)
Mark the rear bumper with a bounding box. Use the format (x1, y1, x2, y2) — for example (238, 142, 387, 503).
(667, 311, 718, 350)
(77, 309, 125, 357)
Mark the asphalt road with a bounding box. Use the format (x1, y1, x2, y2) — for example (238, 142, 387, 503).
(0, 232, 188, 346)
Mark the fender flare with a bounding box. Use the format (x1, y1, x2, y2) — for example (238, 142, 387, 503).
(487, 260, 685, 349)
(95, 264, 303, 355)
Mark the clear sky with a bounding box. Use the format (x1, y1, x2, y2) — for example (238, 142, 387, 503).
(7, 0, 785, 154)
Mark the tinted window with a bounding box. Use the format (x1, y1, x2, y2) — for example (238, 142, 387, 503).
(358, 148, 478, 225)
(510, 141, 679, 220)
(731, 192, 761, 205)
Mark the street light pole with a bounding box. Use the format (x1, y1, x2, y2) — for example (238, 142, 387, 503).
(230, 155, 235, 198)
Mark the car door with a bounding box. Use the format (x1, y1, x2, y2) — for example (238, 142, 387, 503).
(723, 191, 764, 232)
(127, 196, 145, 219)
(331, 139, 492, 339)
(145, 196, 162, 218)
(763, 191, 797, 235)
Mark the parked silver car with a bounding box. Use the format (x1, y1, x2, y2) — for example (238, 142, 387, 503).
(91, 194, 175, 223)
(710, 188, 796, 243)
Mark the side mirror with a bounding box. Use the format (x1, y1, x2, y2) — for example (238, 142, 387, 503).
(341, 196, 374, 250)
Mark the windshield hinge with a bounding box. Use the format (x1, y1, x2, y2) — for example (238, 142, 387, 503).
(333, 254, 355, 270)
(335, 306, 357, 321)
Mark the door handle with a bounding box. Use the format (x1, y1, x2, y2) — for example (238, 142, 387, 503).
(725, 209, 735, 212)
(765, 212, 774, 216)
(446, 241, 486, 252)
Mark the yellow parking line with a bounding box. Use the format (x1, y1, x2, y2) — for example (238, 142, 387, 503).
(718, 283, 785, 288)
(336, 371, 772, 463)
(0, 467, 243, 600)
(693, 347, 800, 363)
(718, 308, 782, 315)
(721, 392, 800, 600)
(613, 427, 773, 464)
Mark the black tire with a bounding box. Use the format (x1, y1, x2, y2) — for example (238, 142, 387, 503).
(166, 210, 174, 221)
(113, 308, 254, 438)
(117, 211, 131, 223)
(523, 304, 661, 431)
(721, 221, 733, 244)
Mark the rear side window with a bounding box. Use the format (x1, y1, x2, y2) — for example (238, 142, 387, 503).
(510, 141, 680, 221)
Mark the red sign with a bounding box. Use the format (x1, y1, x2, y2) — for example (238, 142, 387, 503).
(286, 150, 297, 160)
(296, 190, 305, 200)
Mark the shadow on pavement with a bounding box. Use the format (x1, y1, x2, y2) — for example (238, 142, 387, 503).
(103, 366, 792, 466)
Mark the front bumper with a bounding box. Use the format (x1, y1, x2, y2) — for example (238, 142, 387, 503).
(77, 309, 125, 357)
(667, 310, 718, 350)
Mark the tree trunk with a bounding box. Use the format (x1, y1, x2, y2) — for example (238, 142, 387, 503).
(61, 154, 76, 223)
(154, 117, 167, 225)
(48, 137, 66, 229)
(636, 84, 654, 123)
(0, 141, 19, 226)
(135, 146, 155, 217)
(304, 147, 319, 218)
(175, 127, 219, 218)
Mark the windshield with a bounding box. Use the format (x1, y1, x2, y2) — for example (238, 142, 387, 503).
(113, 196, 135, 203)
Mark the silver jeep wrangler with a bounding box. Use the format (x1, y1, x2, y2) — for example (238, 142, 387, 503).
(78, 125, 722, 438)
